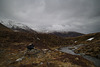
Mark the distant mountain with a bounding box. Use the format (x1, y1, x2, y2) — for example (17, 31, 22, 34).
(0, 20, 37, 33)
(49, 31, 84, 37)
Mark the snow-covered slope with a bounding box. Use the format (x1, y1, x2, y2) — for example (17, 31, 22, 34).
(0, 20, 36, 33)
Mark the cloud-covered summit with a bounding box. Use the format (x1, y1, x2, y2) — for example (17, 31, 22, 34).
(0, 0, 100, 33)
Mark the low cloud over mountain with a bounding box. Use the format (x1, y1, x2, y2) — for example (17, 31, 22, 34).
(0, 0, 100, 33)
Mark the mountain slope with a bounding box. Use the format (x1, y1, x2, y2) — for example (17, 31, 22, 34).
(0, 23, 13, 32)
(67, 32, 100, 59)
(0, 23, 96, 67)
(49, 31, 84, 37)
(0, 20, 37, 33)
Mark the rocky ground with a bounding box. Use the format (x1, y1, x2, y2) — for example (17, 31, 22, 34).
(74, 41, 100, 59)
(0, 24, 99, 67)
(0, 43, 95, 67)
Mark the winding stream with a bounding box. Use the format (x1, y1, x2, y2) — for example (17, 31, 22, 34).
(59, 44, 100, 67)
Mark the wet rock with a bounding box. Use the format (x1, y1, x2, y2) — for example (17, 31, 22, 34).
(75, 57, 79, 60)
(42, 49, 48, 54)
(40, 62, 43, 65)
(55, 49, 58, 51)
(37, 38, 40, 40)
(16, 57, 24, 62)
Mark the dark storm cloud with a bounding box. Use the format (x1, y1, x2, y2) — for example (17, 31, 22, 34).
(0, 0, 100, 33)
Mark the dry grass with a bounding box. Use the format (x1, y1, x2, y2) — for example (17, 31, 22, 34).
(0, 25, 98, 67)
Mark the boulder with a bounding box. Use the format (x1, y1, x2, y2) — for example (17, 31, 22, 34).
(27, 43, 34, 50)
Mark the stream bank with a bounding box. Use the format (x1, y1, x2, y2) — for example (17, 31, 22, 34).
(59, 44, 100, 67)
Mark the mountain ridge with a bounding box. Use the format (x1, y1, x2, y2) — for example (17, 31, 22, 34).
(49, 31, 84, 37)
(0, 20, 37, 33)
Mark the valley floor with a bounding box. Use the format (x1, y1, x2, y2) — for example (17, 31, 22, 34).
(0, 43, 95, 67)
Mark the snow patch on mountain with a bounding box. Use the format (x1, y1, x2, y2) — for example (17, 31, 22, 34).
(0, 20, 35, 32)
(0, 20, 31, 30)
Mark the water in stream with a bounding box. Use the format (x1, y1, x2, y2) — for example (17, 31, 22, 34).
(60, 45, 100, 67)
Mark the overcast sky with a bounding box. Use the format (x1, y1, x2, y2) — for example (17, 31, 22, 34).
(0, 0, 100, 33)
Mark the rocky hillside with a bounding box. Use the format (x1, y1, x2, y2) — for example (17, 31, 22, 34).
(72, 32, 100, 59)
(0, 24, 95, 67)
